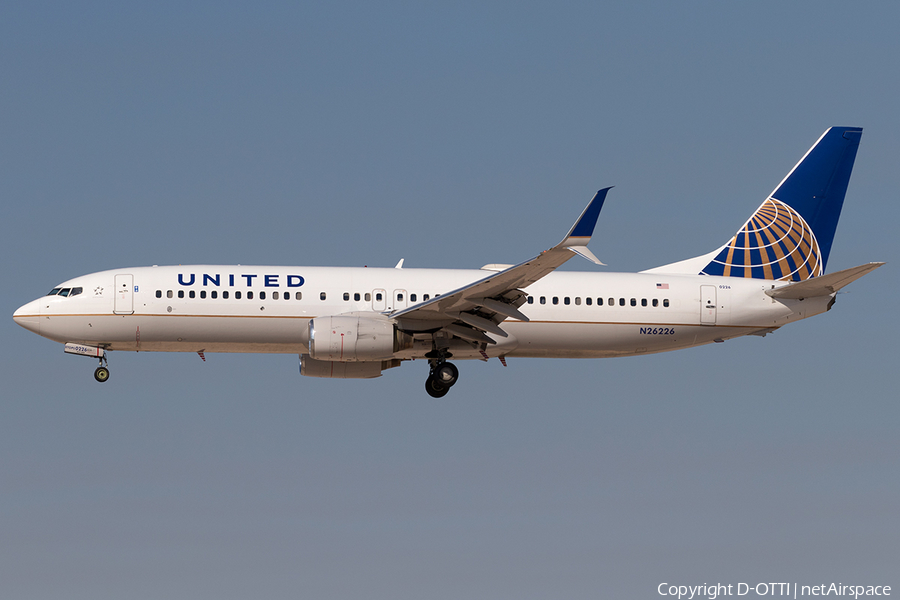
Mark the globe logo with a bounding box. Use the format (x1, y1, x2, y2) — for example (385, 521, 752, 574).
(702, 198, 822, 281)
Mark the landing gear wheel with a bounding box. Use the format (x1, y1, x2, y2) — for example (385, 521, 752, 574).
(433, 362, 459, 387)
(425, 376, 449, 398)
(94, 366, 110, 383)
(425, 360, 458, 398)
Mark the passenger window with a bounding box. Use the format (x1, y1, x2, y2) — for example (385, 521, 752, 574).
(235, 291, 242, 300)
(156, 290, 162, 298)
(630, 298, 636, 306)
(540, 296, 546, 305)
(200, 290, 207, 299)
(575, 297, 581, 305)
(343, 292, 350, 301)
(663, 299, 670, 307)
(641, 298, 647, 307)
(552, 297, 559, 305)
(410, 294, 417, 302)
(597, 298, 603, 306)
(273, 291, 279, 300)
(423, 294, 430, 301)
(248, 291, 254, 300)
(397, 293, 403, 301)
(178, 290, 185, 299)
(167, 290, 173, 299)
(585, 297, 592, 305)
(609, 298, 614, 306)
(652, 299, 658, 307)
(223, 291, 229, 299)
(527, 297, 534, 304)
(259, 291, 265, 300)
(619, 298, 625, 306)
(354, 292, 361, 301)
(212, 291, 218, 299)
(320, 292, 327, 301)
(564, 297, 570, 305)
(364, 292, 370, 301)
(189, 290, 196, 299)
(295, 292, 302, 300)
(375, 292, 382, 301)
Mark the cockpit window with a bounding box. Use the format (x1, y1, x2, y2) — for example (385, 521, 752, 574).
(46, 286, 82, 298)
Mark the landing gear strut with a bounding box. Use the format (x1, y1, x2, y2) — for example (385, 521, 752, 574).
(425, 358, 459, 398)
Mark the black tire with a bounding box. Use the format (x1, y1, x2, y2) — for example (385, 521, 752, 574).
(433, 362, 459, 387)
(94, 366, 110, 383)
(425, 376, 449, 398)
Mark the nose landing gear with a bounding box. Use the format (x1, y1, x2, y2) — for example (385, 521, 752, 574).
(64, 343, 110, 383)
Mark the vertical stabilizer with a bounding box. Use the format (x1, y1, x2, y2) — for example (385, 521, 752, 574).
(645, 127, 862, 280)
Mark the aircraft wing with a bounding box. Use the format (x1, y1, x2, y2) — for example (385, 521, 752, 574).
(390, 188, 611, 342)
(765, 262, 885, 299)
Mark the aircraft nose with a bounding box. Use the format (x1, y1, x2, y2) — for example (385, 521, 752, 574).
(13, 299, 41, 335)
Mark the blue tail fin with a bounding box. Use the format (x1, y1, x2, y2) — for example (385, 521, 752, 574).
(698, 127, 862, 281)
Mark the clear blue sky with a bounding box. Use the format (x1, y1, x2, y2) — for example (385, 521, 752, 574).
(2, 2, 898, 598)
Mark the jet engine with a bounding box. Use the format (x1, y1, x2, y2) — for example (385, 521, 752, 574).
(308, 315, 412, 362)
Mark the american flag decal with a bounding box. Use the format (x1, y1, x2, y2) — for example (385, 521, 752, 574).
(656, 283, 669, 289)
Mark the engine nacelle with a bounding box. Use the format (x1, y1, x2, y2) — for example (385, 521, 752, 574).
(308, 315, 411, 362)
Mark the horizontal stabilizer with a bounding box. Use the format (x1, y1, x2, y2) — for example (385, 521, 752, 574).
(765, 262, 884, 299)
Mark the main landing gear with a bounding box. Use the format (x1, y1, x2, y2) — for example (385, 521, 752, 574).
(425, 359, 459, 398)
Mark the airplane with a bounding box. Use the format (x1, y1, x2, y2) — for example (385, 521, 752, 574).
(13, 127, 884, 397)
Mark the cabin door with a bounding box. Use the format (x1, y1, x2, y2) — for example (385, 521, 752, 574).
(114, 274, 134, 315)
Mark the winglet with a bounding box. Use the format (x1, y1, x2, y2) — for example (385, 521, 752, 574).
(556, 187, 611, 264)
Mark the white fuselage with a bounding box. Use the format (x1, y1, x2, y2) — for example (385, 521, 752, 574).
(13, 265, 830, 361)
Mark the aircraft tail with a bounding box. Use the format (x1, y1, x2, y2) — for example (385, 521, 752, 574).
(644, 127, 863, 281)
